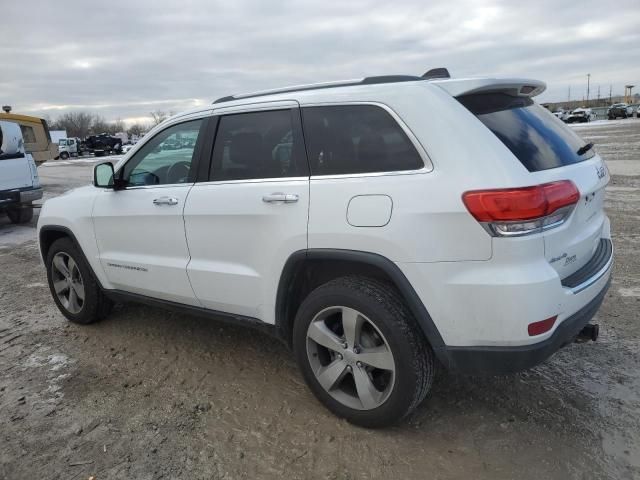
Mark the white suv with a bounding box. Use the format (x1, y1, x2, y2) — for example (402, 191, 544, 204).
(37, 71, 613, 427)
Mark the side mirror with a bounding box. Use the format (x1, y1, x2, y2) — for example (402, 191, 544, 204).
(94, 162, 115, 188)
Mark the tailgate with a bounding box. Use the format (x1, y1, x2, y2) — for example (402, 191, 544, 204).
(543, 156, 609, 279)
(0, 157, 32, 191)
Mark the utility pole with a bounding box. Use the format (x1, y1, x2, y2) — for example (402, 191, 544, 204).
(597, 85, 601, 105)
(568, 85, 571, 103)
(586, 73, 591, 106)
(609, 84, 612, 104)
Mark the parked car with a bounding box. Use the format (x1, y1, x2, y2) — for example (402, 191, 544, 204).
(0, 121, 42, 223)
(566, 107, 595, 123)
(553, 108, 569, 122)
(37, 71, 612, 427)
(608, 103, 634, 119)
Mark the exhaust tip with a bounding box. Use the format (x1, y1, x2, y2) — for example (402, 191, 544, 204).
(575, 323, 599, 343)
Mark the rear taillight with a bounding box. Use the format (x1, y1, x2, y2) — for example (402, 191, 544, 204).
(462, 180, 579, 237)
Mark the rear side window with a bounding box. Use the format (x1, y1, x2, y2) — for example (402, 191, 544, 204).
(210, 109, 307, 181)
(458, 93, 595, 172)
(302, 105, 423, 175)
(20, 125, 37, 144)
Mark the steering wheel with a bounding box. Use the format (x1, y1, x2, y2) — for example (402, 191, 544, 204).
(166, 161, 191, 184)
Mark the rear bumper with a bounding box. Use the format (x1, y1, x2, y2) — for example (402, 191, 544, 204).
(20, 187, 43, 203)
(441, 277, 610, 374)
(0, 187, 42, 207)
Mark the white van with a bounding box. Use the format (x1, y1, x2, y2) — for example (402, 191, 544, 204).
(0, 121, 42, 223)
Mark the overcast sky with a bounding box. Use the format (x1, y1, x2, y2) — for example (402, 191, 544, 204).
(3, 0, 639, 125)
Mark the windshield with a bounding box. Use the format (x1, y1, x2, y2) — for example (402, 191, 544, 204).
(458, 92, 595, 172)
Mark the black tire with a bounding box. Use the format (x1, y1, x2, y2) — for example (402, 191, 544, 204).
(293, 276, 434, 428)
(7, 206, 33, 224)
(60, 151, 69, 160)
(45, 237, 112, 324)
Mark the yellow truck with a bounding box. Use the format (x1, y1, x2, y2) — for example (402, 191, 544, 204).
(0, 106, 57, 164)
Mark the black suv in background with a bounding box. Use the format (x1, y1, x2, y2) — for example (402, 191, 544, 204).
(608, 103, 633, 120)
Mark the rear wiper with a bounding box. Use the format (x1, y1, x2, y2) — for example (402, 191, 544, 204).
(577, 142, 594, 156)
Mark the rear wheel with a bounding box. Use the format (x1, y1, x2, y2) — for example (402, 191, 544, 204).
(293, 276, 434, 428)
(45, 237, 112, 324)
(7, 206, 33, 224)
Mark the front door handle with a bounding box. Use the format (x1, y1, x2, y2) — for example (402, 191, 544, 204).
(153, 196, 179, 206)
(262, 193, 299, 204)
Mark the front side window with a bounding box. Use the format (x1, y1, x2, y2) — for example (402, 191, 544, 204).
(302, 105, 423, 175)
(210, 109, 307, 181)
(121, 119, 202, 186)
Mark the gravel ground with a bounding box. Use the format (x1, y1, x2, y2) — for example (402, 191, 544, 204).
(1, 120, 639, 479)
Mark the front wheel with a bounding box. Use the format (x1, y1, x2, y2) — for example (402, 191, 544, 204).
(45, 237, 112, 324)
(59, 151, 69, 160)
(293, 276, 434, 428)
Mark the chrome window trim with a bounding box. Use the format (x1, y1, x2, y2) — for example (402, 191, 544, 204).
(112, 183, 195, 191)
(194, 176, 309, 187)
(301, 100, 434, 178)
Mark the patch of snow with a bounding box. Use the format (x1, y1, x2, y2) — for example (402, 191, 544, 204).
(0, 224, 36, 247)
(619, 287, 640, 297)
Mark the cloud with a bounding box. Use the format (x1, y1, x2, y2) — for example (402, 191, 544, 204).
(2, 0, 639, 122)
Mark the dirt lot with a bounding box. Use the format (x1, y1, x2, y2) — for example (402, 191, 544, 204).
(1, 120, 639, 480)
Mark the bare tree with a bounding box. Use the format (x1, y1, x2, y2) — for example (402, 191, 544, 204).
(51, 112, 93, 139)
(127, 122, 148, 137)
(111, 118, 126, 135)
(149, 110, 168, 126)
(91, 115, 111, 135)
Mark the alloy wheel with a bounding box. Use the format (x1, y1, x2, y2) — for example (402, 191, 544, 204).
(306, 306, 395, 410)
(51, 252, 85, 314)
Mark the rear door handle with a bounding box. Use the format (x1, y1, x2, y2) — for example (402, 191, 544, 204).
(262, 193, 299, 204)
(153, 196, 179, 206)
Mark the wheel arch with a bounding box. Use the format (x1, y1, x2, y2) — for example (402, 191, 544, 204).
(39, 225, 75, 260)
(39, 225, 109, 291)
(275, 249, 446, 361)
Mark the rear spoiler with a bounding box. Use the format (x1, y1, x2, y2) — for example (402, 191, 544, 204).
(431, 77, 546, 98)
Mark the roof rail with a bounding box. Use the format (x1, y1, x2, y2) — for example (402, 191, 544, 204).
(213, 75, 425, 104)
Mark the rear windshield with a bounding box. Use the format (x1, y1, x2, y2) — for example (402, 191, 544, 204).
(458, 93, 595, 172)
